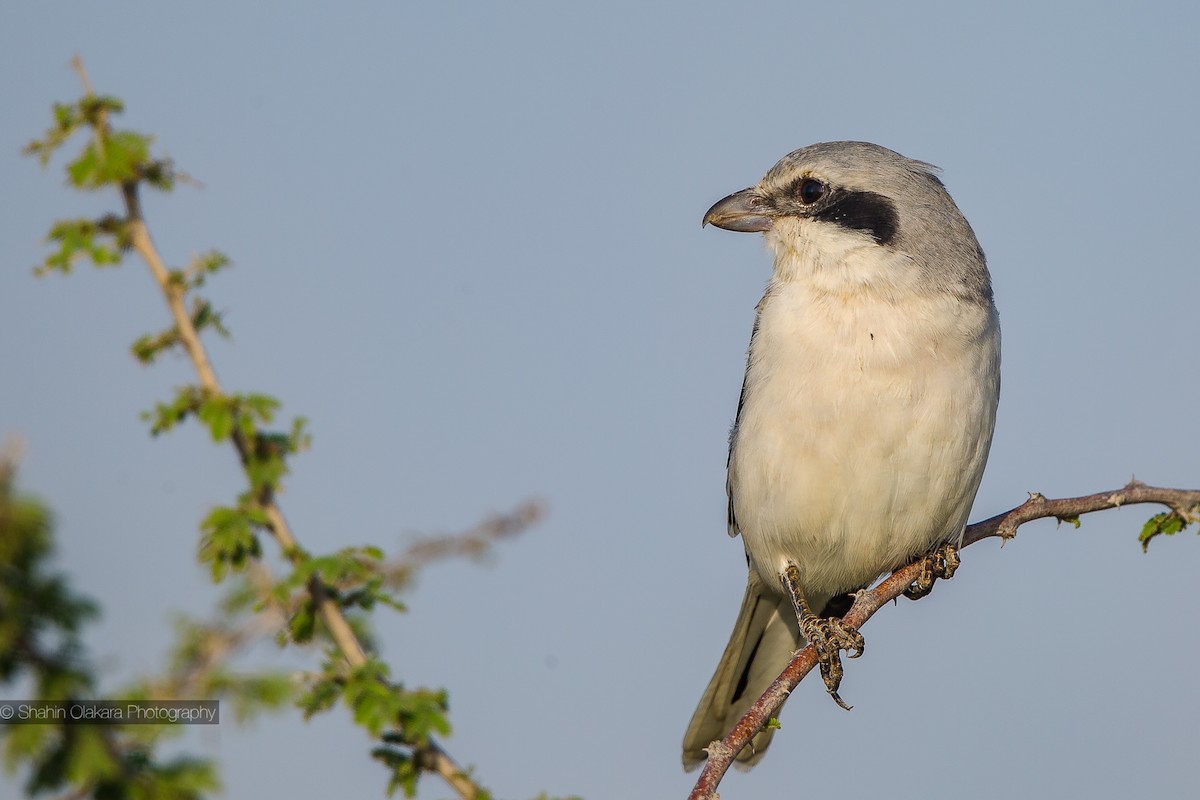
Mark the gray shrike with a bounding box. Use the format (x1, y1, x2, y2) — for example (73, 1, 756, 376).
(683, 141, 1001, 770)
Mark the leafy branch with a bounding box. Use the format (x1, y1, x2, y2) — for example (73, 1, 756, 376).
(687, 481, 1200, 800)
(22, 56, 545, 799)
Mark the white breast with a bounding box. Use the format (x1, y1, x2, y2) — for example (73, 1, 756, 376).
(729, 244, 1000, 604)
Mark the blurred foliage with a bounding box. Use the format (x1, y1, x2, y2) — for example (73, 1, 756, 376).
(0, 455, 220, 798)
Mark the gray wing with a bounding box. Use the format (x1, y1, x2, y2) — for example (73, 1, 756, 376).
(726, 298, 766, 538)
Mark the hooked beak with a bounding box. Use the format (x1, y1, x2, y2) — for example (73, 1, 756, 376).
(702, 187, 773, 232)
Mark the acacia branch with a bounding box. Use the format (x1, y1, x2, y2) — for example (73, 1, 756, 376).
(688, 481, 1200, 800)
(69, 58, 484, 800)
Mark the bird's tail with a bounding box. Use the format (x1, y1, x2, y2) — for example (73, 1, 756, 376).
(682, 572, 802, 771)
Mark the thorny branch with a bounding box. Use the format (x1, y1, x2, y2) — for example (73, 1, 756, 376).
(688, 482, 1200, 800)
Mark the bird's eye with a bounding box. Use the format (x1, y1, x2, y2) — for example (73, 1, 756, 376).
(797, 178, 826, 205)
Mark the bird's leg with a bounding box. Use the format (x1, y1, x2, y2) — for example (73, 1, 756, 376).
(903, 541, 961, 600)
(780, 563, 863, 711)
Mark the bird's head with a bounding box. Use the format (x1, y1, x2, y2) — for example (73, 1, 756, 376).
(703, 141, 992, 303)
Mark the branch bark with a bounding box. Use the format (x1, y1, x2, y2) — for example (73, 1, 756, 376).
(688, 482, 1200, 800)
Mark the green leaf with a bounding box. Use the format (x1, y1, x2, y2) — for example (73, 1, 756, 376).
(198, 397, 235, 442)
(184, 251, 231, 288)
(36, 216, 128, 275)
(1139, 510, 1191, 552)
(198, 505, 263, 581)
(66, 144, 100, 187)
(139, 158, 178, 191)
(372, 745, 421, 798)
(78, 94, 125, 122)
(288, 598, 316, 643)
(298, 674, 343, 718)
(141, 387, 204, 436)
(53, 101, 81, 129)
(334, 660, 452, 746)
(393, 687, 452, 741)
(131, 327, 183, 364)
(240, 393, 280, 423)
(67, 130, 153, 189)
(244, 451, 287, 495)
(23, 103, 83, 165)
(208, 671, 294, 723)
(191, 299, 230, 339)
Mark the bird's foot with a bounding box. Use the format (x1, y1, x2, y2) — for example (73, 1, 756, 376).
(903, 541, 961, 600)
(781, 564, 864, 710)
(800, 614, 864, 710)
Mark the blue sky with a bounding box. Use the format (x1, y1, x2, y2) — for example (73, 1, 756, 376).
(2, 2, 1197, 798)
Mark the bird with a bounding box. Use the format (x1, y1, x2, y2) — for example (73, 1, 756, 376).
(682, 141, 1001, 770)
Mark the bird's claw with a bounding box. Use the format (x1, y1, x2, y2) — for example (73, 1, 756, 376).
(903, 541, 961, 600)
(781, 564, 865, 710)
(800, 614, 864, 710)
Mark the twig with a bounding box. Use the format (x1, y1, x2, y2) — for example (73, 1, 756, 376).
(961, 481, 1200, 546)
(385, 500, 544, 588)
(688, 481, 1200, 800)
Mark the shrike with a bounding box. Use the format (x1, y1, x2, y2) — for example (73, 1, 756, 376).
(683, 141, 1000, 770)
